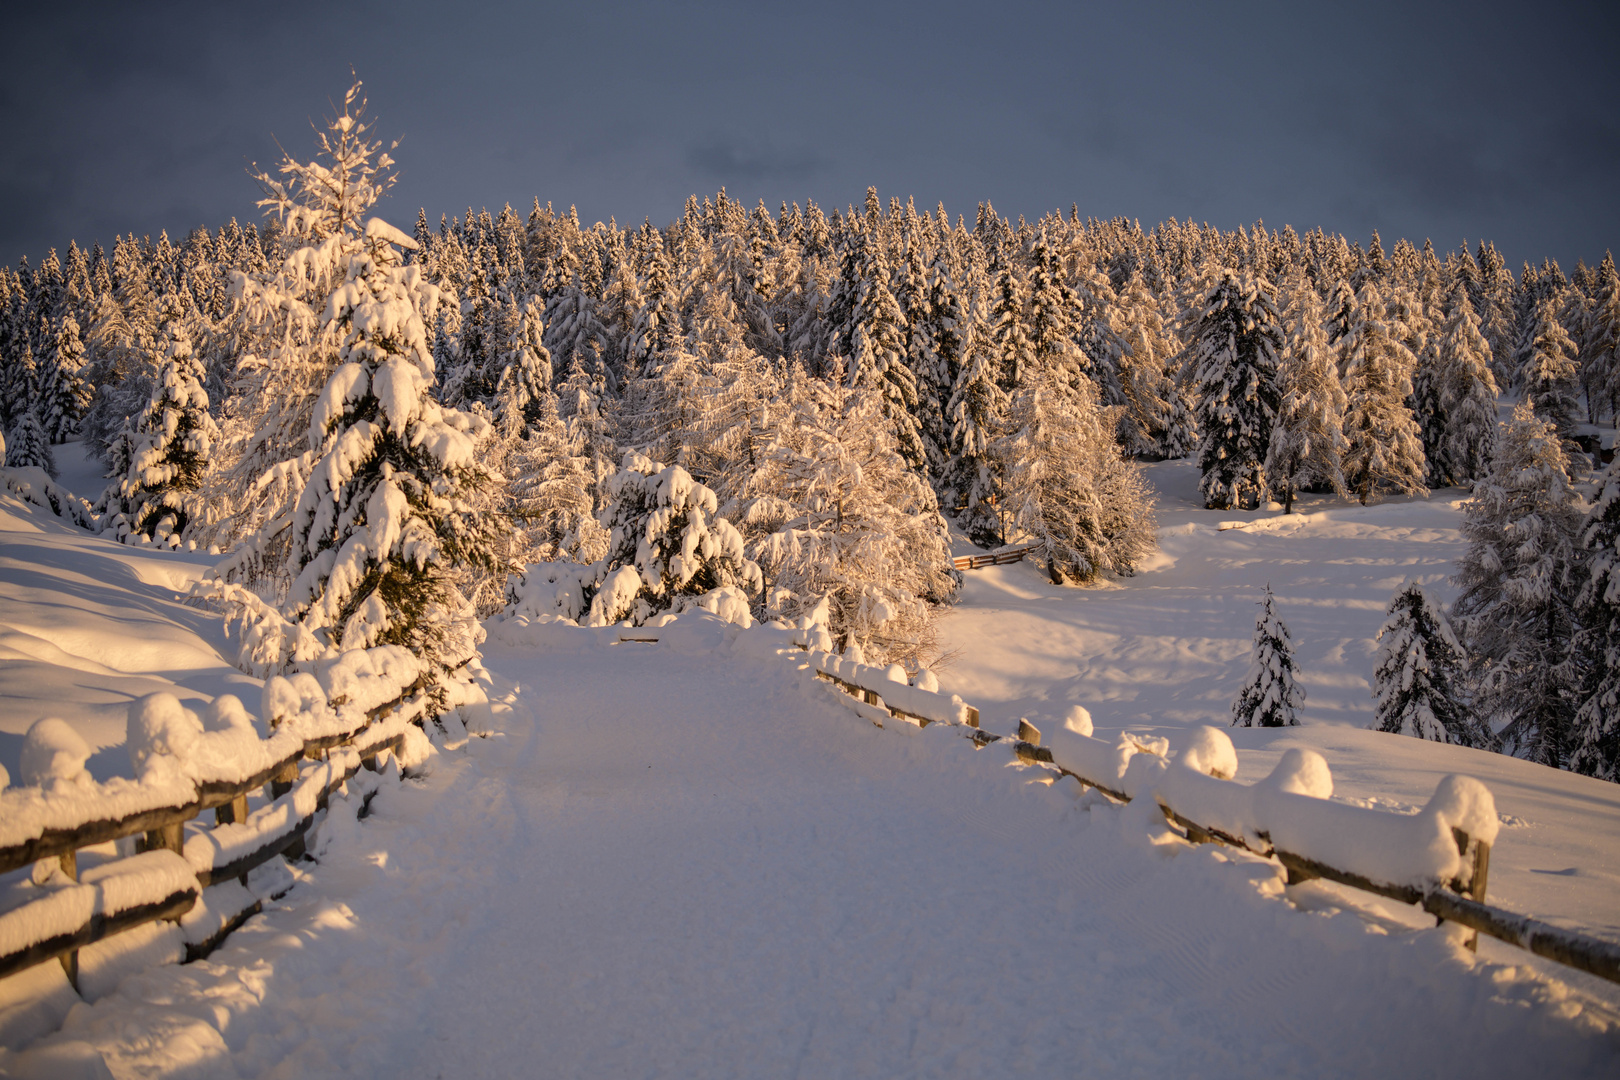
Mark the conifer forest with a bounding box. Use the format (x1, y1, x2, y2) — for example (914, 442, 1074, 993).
(3, 83, 1619, 785)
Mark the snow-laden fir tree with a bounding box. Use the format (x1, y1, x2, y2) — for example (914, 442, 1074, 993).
(39, 315, 92, 444)
(942, 278, 1007, 545)
(1571, 456, 1620, 779)
(3, 408, 55, 477)
(215, 82, 506, 692)
(1231, 585, 1304, 728)
(740, 372, 956, 666)
(1266, 277, 1346, 511)
(1451, 401, 1583, 766)
(274, 213, 506, 676)
(1518, 296, 1580, 438)
(501, 388, 608, 566)
(99, 294, 219, 545)
(1114, 270, 1186, 459)
(1587, 253, 1620, 422)
(583, 450, 762, 626)
(1372, 581, 1476, 743)
(1340, 283, 1426, 503)
(1189, 270, 1282, 509)
(204, 79, 409, 565)
(1000, 369, 1158, 583)
(1433, 285, 1499, 487)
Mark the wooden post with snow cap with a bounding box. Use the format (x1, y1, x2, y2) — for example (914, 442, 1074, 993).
(1445, 827, 1491, 952)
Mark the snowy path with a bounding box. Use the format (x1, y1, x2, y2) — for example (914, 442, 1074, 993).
(24, 633, 1618, 1078)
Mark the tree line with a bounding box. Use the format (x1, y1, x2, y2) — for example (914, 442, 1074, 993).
(0, 81, 1616, 777)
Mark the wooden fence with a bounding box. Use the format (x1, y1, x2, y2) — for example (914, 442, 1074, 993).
(0, 677, 432, 989)
(798, 641, 1620, 988)
(952, 544, 1042, 571)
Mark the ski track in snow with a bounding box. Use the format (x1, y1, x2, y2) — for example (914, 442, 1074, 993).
(9, 635, 1618, 1078)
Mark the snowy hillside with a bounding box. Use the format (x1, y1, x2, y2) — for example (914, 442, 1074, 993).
(937, 461, 1620, 947)
(2, 469, 1619, 1076)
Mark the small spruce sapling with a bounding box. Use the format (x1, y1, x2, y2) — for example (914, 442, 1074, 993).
(1231, 585, 1304, 728)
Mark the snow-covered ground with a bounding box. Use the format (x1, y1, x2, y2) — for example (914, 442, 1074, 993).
(1, 466, 1619, 1076)
(937, 462, 1620, 955)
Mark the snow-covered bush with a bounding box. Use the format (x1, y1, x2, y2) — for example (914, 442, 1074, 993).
(580, 450, 761, 626)
(1231, 585, 1304, 728)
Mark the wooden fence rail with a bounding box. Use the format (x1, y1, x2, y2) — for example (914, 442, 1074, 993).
(800, 640, 1620, 988)
(952, 544, 1042, 571)
(0, 679, 429, 988)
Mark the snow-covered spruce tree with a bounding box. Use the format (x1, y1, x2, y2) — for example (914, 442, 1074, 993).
(1266, 277, 1346, 511)
(583, 450, 762, 626)
(942, 280, 1008, 545)
(276, 213, 506, 678)
(1000, 369, 1158, 583)
(740, 373, 956, 666)
(1571, 457, 1620, 779)
(99, 294, 219, 545)
(1231, 585, 1304, 727)
(1588, 253, 1620, 422)
(1451, 401, 1583, 766)
(215, 83, 506, 691)
(502, 388, 607, 566)
(1519, 296, 1580, 438)
(1340, 283, 1426, 504)
(205, 79, 410, 566)
(1434, 285, 1499, 487)
(1114, 270, 1184, 459)
(39, 315, 92, 444)
(1189, 270, 1282, 509)
(3, 408, 55, 477)
(1372, 581, 1476, 743)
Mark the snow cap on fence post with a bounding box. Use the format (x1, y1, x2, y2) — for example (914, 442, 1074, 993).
(1178, 726, 1238, 780)
(19, 717, 93, 788)
(1063, 705, 1094, 738)
(127, 692, 204, 778)
(1257, 748, 1333, 798)
(1424, 774, 1500, 848)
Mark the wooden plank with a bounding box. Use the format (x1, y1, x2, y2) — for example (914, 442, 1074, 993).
(183, 898, 264, 964)
(1422, 890, 1620, 985)
(0, 886, 197, 982)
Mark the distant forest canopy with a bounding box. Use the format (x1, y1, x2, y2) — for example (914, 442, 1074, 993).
(3, 81, 1620, 782)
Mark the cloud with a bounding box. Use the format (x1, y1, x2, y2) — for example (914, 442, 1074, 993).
(686, 136, 827, 184)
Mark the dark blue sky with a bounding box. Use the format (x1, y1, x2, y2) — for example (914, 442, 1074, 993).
(3, 0, 1616, 272)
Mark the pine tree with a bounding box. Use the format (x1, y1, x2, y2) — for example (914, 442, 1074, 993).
(943, 282, 1008, 545)
(1189, 270, 1282, 509)
(1266, 278, 1347, 510)
(4, 409, 55, 477)
(218, 81, 505, 690)
(1114, 270, 1183, 459)
(39, 315, 92, 443)
(1372, 582, 1475, 743)
(1433, 286, 1499, 486)
(739, 374, 956, 665)
(1000, 369, 1158, 582)
(502, 388, 607, 565)
(1340, 283, 1426, 503)
(1452, 401, 1583, 766)
(1587, 254, 1620, 422)
(1519, 296, 1580, 437)
(100, 294, 219, 544)
(1571, 457, 1620, 779)
(1231, 585, 1304, 727)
